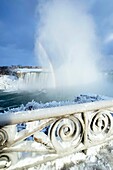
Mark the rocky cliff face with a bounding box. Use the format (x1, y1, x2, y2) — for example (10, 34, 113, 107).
(0, 66, 11, 75)
(0, 66, 42, 75)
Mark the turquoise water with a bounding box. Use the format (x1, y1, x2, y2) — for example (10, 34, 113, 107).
(0, 88, 78, 111)
(0, 90, 48, 112)
(0, 73, 113, 112)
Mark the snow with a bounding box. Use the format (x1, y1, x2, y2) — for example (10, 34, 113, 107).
(0, 74, 45, 91)
(14, 68, 43, 73)
(3, 94, 110, 115)
(24, 142, 113, 170)
(0, 75, 17, 90)
(0, 92, 113, 169)
(0, 72, 54, 91)
(25, 142, 113, 170)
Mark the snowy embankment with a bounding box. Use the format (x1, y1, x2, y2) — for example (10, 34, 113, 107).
(3, 94, 111, 114)
(0, 75, 17, 91)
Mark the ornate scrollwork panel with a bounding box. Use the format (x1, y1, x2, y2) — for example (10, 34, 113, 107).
(1, 100, 113, 169)
(48, 115, 84, 153)
(88, 110, 113, 142)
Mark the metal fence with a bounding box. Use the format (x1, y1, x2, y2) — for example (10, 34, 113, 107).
(0, 100, 113, 169)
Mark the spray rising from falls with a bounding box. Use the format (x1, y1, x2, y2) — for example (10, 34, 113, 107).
(37, 42, 56, 88)
(35, 0, 102, 89)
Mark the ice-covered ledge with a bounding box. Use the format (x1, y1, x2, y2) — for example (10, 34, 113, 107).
(0, 99, 113, 169)
(14, 68, 43, 73)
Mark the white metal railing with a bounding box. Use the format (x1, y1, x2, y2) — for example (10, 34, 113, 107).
(0, 100, 113, 169)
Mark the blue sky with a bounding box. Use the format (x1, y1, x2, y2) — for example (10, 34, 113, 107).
(0, 0, 113, 67)
(0, 0, 37, 66)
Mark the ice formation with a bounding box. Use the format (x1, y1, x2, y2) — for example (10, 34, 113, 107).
(0, 72, 54, 91)
(3, 94, 110, 114)
(0, 75, 17, 91)
(0, 94, 113, 170)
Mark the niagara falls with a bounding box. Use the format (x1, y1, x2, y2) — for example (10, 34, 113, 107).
(0, 0, 113, 170)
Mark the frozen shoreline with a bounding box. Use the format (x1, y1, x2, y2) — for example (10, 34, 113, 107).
(3, 94, 111, 114)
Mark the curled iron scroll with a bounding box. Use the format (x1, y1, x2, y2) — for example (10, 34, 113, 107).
(48, 116, 84, 152)
(89, 110, 113, 142)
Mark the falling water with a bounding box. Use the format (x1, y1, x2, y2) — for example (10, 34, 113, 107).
(16, 72, 53, 91)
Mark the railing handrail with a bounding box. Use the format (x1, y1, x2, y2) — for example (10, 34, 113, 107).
(0, 99, 113, 126)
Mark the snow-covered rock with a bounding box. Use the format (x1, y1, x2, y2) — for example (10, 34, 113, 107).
(0, 75, 17, 90)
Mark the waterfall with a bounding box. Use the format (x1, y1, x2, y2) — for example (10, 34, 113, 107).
(16, 71, 54, 91)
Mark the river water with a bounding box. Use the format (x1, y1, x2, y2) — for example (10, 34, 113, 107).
(0, 72, 113, 112)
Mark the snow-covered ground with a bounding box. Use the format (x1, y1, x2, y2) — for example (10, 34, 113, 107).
(0, 75, 18, 91)
(28, 141, 113, 170)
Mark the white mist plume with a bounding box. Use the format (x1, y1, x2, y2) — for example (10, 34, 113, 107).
(35, 0, 101, 88)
